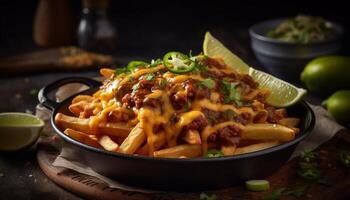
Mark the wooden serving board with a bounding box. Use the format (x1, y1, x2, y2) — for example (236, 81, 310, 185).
(36, 130, 350, 200)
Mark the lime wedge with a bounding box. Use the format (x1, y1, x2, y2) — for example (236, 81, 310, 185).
(203, 31, 306, 107)
(245, 179, 270, 191)
(203, 32, 250, 74)
(0, 112, 44, 151)
(249, 68, 307, 107)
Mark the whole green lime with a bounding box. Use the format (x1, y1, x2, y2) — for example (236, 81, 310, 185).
(301, 56, 350, 95)
(323, 90, 350, 124)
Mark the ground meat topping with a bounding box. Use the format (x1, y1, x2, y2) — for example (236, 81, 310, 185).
(218, 125, 241, 146)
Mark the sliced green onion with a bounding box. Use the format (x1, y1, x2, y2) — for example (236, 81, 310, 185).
(245, 180, 270, 191)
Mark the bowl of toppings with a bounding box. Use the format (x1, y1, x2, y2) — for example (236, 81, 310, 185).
(249, 15, 343, 81)
(39, 32, 315, 191)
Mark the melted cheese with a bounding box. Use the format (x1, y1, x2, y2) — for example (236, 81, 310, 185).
(118, 65, 164, 89)
(74, 57, 276, 157)
(89, 104, 117, 134)
(177, 111, 204, 127)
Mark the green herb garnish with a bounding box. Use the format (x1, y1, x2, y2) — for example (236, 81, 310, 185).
(223, 109, 236, 121)
(222, 80, 241, 106)
(266, 15, 333, 44)
(150, 58, 162, 67)
(206, 149, 224, 158)
(115, 67, 128, 75)
(199, 78, 215, 89)
(144, 73, 155, 81)
(199, 192, 218, 200)
(127, 61, 149, 72)
(298, 168, 321, 180)
(131, 83, 140, 95)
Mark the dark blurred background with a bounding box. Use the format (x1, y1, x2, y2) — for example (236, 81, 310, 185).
(0, 0, 349, 63)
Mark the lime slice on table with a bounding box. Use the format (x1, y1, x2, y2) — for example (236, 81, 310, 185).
(203, 32, 306, 107)
(0, 112, 44, 151)
(245, 179, 270, 191)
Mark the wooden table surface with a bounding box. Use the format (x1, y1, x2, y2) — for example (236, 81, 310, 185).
(0, 23, 347, 199)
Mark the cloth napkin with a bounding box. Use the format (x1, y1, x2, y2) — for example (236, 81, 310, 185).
(35, 83, 345, 192)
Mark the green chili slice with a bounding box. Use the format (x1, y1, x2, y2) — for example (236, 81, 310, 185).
(127, 61, 149, 72)
(163, 51, 195, 73)
(298, 168, 321, 180)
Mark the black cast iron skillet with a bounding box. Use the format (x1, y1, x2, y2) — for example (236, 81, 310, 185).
(39, 77, 315, 191)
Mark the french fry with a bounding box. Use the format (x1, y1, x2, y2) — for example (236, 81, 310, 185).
(100, 68, 115, 78)
(64, 128, 100, 148)
(234, 141, 279, 155)
(72, 95, 94, 104)
(153, 144, 202, 158)
(135, 131, 167, 155)
(253, 110, 268, 123)
(181, 130, 201, 145)
(98, 135, 119, 152)
(119, 123, 146, 154)
(68, 101, 87, 116)
(275, 108, 287, 118)
(135, 143, 149, 155)
(221, 145, 236, 156)
(241, 123, 295, 142)
(55, 113, 131, 137)
(278, 118, 300, 128)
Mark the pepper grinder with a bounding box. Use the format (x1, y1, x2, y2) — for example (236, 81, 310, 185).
(77, 0, 116, 52)
(33, 0, 74, 47)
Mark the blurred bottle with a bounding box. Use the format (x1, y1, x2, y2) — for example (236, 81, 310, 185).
(33, 0, 74, 47)
(77, 0, 116, 53)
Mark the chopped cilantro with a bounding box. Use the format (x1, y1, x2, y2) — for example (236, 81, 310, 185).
(150, 58, 162, 67)
(199, 78, 215, 89)
(115, 67, 128, 75)
(144, 73, 155, 81)
(206, 149, 224, 158)
(222, 80, 241, 106)
(223, 109, 236, 121)
(131, 83, 140, 95)
(188, 50, 193, 58)
(193, 63, 208, 73)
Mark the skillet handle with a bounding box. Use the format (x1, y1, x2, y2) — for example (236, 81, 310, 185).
(38, 77, 101, 111)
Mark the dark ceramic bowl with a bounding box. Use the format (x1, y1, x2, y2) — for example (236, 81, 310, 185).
(249, 18, 343, 82)
(39, 77, 315, 191)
